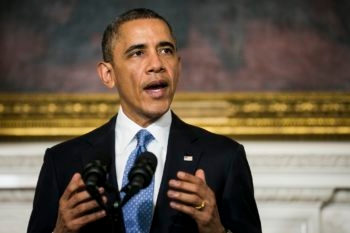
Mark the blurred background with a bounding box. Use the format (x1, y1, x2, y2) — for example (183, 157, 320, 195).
(0, 0, 350, 232)
(1, 0, 350, 92)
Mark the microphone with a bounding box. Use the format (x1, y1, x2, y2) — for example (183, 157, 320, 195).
(82, 160, 108, 210)
(120, 151, 157, 207)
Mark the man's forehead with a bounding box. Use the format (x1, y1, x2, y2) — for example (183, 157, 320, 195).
(115, 19, 175, 48)
(118, 18, 172, 38)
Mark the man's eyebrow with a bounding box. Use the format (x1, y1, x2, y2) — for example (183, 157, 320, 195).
(124, 44, 146, 55)
(124, 41, 176, 55)
(158, 41, 176, 50)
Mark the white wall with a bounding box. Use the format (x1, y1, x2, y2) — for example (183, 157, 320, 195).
(244, 141, 350, 233)
(0, 141, 349, 233)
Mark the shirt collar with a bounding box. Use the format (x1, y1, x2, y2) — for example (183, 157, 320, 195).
(115, 106, 172, 153)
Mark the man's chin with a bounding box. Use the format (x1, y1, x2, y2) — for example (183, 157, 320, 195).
(144, 104, 170, 118)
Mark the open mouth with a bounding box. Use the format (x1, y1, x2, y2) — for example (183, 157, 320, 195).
(144, 80, 169, 91)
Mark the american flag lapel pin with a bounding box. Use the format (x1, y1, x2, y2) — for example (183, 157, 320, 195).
(183, 154, 193, 161)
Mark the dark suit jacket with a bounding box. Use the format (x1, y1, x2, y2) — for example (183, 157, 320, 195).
(27, 112, 261, 233)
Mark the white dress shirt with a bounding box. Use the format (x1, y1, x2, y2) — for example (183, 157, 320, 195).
(115, 107, 171, 206)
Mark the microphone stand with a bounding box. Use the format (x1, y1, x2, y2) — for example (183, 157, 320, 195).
(119, 182, 143, 207)
(103, 182, 139, 227)
(102, 182, 122, 224)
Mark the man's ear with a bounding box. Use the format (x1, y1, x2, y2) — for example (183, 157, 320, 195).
(97, 62, 116, 88)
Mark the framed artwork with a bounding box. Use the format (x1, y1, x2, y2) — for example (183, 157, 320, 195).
(1, 0, 349, 139)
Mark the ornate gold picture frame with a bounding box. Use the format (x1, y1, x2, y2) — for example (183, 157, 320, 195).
(0, 92, 349, 140)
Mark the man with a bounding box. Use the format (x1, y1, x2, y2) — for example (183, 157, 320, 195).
(28, 8, 261, 233)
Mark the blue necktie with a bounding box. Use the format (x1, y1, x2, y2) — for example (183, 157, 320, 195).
(122, 129, 155, 233)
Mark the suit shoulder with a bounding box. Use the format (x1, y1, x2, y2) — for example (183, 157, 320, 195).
(182, 120, 242, 150)
(49, 116, 115, 154)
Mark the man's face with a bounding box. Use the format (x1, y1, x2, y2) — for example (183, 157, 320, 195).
(110, 18, 180, 126)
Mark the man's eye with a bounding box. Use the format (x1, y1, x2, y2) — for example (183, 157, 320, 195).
(131, 50, 144, 57)
(160, 48, 174, 55)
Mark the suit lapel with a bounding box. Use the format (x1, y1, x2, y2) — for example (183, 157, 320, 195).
(80, 116, 120, 209)
(81, 117, 117, 182)
(151, 113, 203, 232)
(81, 116, 132, 232)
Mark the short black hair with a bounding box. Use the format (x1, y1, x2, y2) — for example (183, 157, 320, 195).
(101, 8, 175, 62)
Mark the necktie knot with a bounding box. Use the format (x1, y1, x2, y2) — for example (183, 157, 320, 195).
(136, 129, 154, 153)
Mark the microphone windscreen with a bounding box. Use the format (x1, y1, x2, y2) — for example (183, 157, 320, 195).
(128, 151, 157, 188)
(136, 151, 157, 170)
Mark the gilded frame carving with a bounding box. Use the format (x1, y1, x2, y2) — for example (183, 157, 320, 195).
(0, 92, 349, 140)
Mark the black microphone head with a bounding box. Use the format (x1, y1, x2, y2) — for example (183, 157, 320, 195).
(81, 160, 108, 210)
(128, 151, 157, 189)
(82, 160, 108, 188)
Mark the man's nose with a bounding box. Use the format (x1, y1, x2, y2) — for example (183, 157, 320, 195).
(147, 53, 165, 73)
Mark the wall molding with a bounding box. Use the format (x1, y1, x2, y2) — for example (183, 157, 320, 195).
(0, 92, 349, 139)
